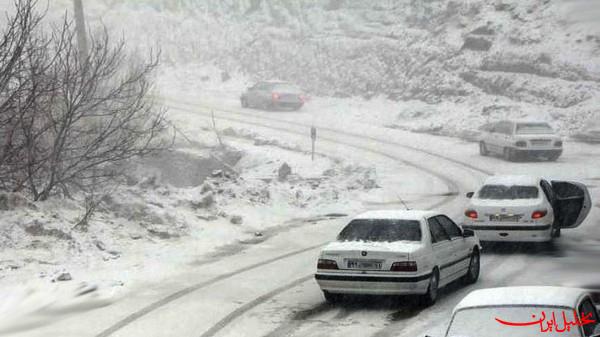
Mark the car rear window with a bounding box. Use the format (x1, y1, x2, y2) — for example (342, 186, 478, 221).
(337, 219, 422, 242)
(477, 185, 539, 200)
(516, 123, 554, 134)
(273, 83, 301, 93)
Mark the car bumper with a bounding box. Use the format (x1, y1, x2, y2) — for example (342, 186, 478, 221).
(513, 148, 562, 157)
(273, 101, 303, 109)
(462, 224, 552, 242)
(315, 272, 431, 295)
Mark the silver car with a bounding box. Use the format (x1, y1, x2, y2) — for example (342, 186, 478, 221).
(240, 81, 305, 111)
(479, 120, 563, 161)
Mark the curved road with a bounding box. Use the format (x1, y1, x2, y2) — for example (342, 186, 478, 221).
(19, 97, 600, 337)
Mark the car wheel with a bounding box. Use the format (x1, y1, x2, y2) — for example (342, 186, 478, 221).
(323, 291, 341, 304)
(548, 153, 560, 162)
(462, 249, 480, 285)
(420, 269, 439, 306)
(503, 148, 515, 162)
(479, 142, 489, 156)
(241, 97, 248, 108)
(551, 224, 561, 238)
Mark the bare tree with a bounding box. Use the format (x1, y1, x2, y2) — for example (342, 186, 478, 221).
(0, 0, 170, 201)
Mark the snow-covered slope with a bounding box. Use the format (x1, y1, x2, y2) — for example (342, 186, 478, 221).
(28, 0, 597, 136)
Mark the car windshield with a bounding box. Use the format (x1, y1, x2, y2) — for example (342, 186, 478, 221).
(337, 219, 422, 242)
(516, 123, 554, 135)
(447, 306, 581, 337)
(273, 83, 302, 93)
(477, 185, 539, 199)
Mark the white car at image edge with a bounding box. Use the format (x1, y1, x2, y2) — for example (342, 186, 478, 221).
(463, 175, 591, 242)
(315, 210, 481, 305)
(431, 286, 600, 337)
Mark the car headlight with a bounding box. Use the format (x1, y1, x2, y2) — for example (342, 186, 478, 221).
(554, 140, 563, 147)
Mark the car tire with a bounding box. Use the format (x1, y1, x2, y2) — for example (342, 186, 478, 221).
(551, 224, 561, 238)
(420, 269, 439, 306)
(479, 142, 489, 156)
(548, 153, 560, 162)
(503, 148, 515, 162)
(241, 97, 248, 108)
(323, 291, 341, 304)
(462, 249, 480, 285)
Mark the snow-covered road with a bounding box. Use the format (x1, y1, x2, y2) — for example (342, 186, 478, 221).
(15, 97, 600, 337)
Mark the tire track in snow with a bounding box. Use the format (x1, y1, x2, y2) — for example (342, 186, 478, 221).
(161, 97, 494, 177)
(95, 245, 324, 337)
(97, 98, 490, 337)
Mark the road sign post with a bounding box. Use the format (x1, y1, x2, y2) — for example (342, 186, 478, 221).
(310, 126, 316, 161)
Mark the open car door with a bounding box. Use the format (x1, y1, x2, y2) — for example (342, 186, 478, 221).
(551, 181, 592, 228)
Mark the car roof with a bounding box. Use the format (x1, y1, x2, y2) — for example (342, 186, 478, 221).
(483, 175, 540, 186)
(352, 210, 438, 221)
(260, 80, 291, 85)
(454, 286, 590, 312)
(496, 119, 551, 125)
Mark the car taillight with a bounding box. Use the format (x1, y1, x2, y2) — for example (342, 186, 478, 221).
(515, 141, 527, 147)
(299, 95, 306, 102)
(465, 209, 478, 219)
(390, 261, 417, 272)
(272, 92, 280, 101)
(531, 210, 548, 219)
(555, 140, 563, 147)
(317, 259, 338, 270)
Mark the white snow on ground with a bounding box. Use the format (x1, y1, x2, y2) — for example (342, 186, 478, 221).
(0, 113, 391, 334)
(1, 1, 599, 336)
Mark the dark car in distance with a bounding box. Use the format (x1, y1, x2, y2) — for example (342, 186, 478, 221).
(241, 81, 306, 111)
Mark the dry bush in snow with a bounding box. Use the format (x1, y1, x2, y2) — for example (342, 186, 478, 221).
(0, 0, 169, 201)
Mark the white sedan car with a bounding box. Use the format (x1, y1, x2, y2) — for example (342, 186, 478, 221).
(478, 120, 563, 161)
(315, 210, 481, 305)
(437, 286, 600, 337)
(463, 175, 591, 242)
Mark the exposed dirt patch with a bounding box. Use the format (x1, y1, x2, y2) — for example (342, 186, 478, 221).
(24, 221, 72, 241)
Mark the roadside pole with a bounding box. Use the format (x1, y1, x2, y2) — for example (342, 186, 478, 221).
(73, 0, 88, 61)
(311, 126, 316, 161)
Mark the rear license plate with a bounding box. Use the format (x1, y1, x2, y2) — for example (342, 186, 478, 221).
(489, 214, 521, 222)
(347, 260, 383, 270)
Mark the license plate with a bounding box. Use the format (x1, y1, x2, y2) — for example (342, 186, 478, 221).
(489, 214, 521, 222)
(347, 260, 383, 270)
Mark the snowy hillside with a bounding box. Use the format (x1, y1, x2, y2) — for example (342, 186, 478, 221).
(24, 0, 598, 137)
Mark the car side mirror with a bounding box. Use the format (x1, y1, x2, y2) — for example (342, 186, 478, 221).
(466, 192, 474, 198)
(463, 229, 475, 237)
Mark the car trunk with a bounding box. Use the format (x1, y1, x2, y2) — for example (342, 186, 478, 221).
(470, 198, 544, 222)
(322, 241, 419, 271)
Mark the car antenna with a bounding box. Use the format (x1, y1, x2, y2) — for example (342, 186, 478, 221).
(395, 193, 411, 210)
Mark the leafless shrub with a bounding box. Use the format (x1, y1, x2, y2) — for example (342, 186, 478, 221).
(0, 0, 170, 201)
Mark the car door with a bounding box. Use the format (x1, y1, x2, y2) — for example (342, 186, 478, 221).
(248, 82, 268, 107)
(427, 217, 454, 285)
(496, 121, 513, 152)
(551, 181, 592, 228)
(256, 82, 274, 107)
(484, 122, 501, 153)
(577, 297, 600, 337)
(436, 215, 471, 280)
